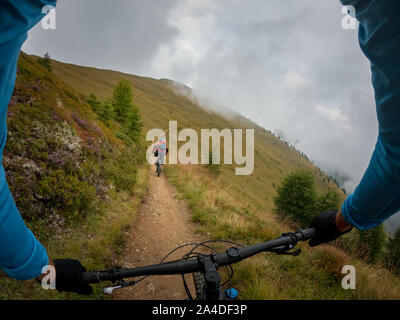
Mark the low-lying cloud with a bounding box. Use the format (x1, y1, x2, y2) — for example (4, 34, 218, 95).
(23, 0, 379, 194)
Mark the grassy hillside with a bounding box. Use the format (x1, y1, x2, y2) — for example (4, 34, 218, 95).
(0, 53, 147, 299)
(51, 58, 345, 212)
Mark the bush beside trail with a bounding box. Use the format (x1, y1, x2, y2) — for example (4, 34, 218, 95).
(273, 170, 340, 228)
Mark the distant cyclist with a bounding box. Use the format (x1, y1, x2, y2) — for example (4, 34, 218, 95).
(152, 137, 168, 170)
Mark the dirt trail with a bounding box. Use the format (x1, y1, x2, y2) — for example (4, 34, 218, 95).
(113, 166, 205, 300)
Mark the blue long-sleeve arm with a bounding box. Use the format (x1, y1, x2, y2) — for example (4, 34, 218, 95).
(340, 0, 400, 230)
(0, 0, 57, 280)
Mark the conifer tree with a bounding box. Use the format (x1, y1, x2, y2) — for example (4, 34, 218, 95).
(112, 79, 133, 124)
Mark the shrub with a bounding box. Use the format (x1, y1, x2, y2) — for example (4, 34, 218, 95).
(102, 155, 138, 194)
(357, 225, 386, 264)
(37, 170, 97, 221)
(87, 94, 101, 113)
(316, 190, 340, 213)
(274, 170, 340, 228)
(274, 170, 317, 227)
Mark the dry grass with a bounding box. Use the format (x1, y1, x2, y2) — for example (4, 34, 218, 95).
(165, 164, 400, 300)
(353, 262, 400, 299)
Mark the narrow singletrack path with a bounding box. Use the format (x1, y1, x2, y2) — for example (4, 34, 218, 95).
(113, 166, 205, 300)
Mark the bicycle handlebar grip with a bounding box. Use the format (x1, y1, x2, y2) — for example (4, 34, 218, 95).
(81, 272, 101, 284)
(298, 228, 316, 241)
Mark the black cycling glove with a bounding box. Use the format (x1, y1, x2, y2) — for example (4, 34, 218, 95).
(308, 210, 352, 247)
(53, 259, 93, 295)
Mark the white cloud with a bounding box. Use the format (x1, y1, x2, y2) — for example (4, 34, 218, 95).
(316, 104, 352, 132)
(282, 71, 309, 89)
(22, 0, 379, 194)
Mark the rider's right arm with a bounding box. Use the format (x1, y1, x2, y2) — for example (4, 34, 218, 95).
(339, 0, 400, 230)
(0, 0, 57, 280)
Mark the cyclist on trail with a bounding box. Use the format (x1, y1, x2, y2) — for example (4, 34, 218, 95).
(310, 0, 400, 246)
(0, 0, 91, 294)
(152, 137, 168, 166)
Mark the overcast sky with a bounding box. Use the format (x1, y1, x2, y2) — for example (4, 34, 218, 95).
(23, 0, 379, 194)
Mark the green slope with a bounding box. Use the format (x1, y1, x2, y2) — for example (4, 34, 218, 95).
(50, 57, 345, 213)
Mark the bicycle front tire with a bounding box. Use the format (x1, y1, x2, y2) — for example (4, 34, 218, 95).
(192, 272, 206, 300)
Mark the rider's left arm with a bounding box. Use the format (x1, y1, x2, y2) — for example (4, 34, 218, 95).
(0, 0, 57, 281)
(339, 0, 400, 230)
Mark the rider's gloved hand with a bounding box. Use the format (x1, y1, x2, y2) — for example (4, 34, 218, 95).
(308, 210, 353, 247)
(53, 259, 93, 295)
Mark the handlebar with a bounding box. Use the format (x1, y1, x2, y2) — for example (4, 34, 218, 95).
(81, 228, 316, 284)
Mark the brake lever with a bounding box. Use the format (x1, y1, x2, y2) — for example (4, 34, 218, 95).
(103, 279, 137, 294)
(270, 244, 302, 257)
(101, 266, 139, 294)
(275, 248, 301, 256)
(103, 283, 123, 294)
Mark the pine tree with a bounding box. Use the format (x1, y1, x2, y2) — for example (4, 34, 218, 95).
(98, 99, 114, 122)
(112, 79, 133, 124)
(37, 52, 53, 72)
